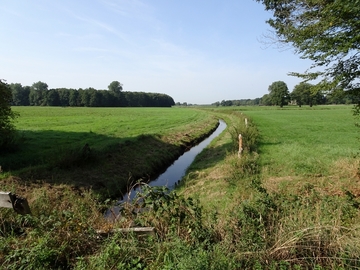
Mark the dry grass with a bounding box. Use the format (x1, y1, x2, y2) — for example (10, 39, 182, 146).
(262, 157, 360, 197)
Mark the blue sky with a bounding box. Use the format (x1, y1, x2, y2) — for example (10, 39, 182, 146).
(1, 0, 312, 104)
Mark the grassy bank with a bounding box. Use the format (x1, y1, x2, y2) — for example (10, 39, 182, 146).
(0, 105, 359, 269)
(177, 105, 360, 268)
(1, 107, 218, 199)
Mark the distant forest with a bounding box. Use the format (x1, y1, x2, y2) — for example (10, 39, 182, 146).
(211, 85, 358, 107)
(9, 81, 175, 108)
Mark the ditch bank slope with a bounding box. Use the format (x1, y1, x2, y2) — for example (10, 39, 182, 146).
(3, 117, 220, 200)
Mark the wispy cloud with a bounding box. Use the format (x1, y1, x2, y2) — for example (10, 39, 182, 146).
(99, 0, 153, 20)
(72, 15, 135, 45)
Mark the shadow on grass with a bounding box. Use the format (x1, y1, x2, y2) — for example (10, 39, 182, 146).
(0, 130, 186, 200)
(0, 129, 125, 171)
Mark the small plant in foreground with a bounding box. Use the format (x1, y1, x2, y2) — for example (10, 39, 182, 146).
(120, 185, 217, 245)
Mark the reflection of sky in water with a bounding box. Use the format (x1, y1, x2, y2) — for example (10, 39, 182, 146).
(107, 120, 226, 217)
(151, 120, 226, 189)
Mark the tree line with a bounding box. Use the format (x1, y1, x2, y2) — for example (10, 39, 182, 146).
(255, 0, 360, 111)
(213, 81, 358, 107)
(9, 81, 175, 108)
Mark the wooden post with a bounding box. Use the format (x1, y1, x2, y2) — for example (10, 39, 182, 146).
(0, 192, 31, 215)
(238, 134, 243, 158)
(245, 118, 248, 128)
(96, 227, 155, 237)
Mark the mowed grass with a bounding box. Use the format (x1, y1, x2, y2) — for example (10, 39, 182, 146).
(175, 106, 360, 268)
(13, 106, 207, 138)
(180, 105, 359, 216)
(2, 106, 216, 172)
(241, 105, 359, 178)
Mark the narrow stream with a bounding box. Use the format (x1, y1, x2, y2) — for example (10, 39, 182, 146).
(147, 119, 226, 190)
(107, 120, 227, 217)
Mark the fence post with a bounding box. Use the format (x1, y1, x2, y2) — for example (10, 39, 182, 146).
(245, 118, 248, 128)
(238, 134, 243, 158)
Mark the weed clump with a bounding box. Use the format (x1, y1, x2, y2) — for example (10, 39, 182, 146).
(0, 185, 103, 269)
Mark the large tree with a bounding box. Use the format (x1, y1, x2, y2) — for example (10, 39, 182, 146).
(291, 82, 323, 107)
(108, 81, 123, 106)
(29, 81, 48, 106)
(268, 81, 290, 107)
(108, 81, 123, 94)
(256, 0, 360, 104)
(10, 83, 30, 106)
(0, 80, 18, 151)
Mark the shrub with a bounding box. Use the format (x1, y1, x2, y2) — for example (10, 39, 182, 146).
(0, 80, 18, 152)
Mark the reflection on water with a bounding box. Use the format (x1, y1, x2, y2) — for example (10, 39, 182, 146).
(106, 120, 227, 217)
(149, 119, 226, 190)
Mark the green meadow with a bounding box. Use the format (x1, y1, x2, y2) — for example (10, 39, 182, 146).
(243, 105, 358, 177)
(5, 106, 216, 169)
(1, 107, 218, 199)
(4, 107, 217, 164)
(1, 105, 359, 269)
(183, 105, 358, 209)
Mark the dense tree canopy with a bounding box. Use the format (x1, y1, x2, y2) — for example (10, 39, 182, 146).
(256, 0, 360, 104)
(290, 82, 325, 107)
(268, 81, 290, 107)
(10, 83, 30, 106)
(9, 81, 175, 108)
(0, 80, 18, 151)
(108, 81, 123, 94)
(291, 82, 312, 107)
(211, 90, 356, 107)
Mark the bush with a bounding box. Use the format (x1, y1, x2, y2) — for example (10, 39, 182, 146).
(228, 111, 259, 153)
(0, 80, 18, 152)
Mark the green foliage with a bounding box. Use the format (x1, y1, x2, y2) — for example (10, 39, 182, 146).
(108, 80, 123, 93)
(228, 111, 259, 153)
(261, 93, 272, 106)
(29, 81, 48, 106)
(125, 185, 216, 245)
(291, 82, 324, 107)
(0, 186, 102, 269)
(10, 83, 30, 106)
(268, 81, 290, 108)
(74, 233, 147, 270)
(228, 153, 260, 183)
(11, 80, 175, 108)
(75, 185, 230, 269)
(0, 80, 18, 151)
(234, 179, 278, 252)
(256, 0, 360, 99)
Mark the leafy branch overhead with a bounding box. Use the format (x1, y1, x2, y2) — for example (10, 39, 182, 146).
(256, 0, 360, 100)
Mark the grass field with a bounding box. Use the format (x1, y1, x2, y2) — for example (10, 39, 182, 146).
(175, 105, 360, 268)
(1, 105, 360, 269)
(242, 105, 358, 170)
(3, 107, 215, 169)
(241, 105, 359, 195)
(1, 107, 218, 199)
(181, 105, 359, 208)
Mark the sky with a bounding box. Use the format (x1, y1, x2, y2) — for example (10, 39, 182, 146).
(0, 0, 313, 104)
